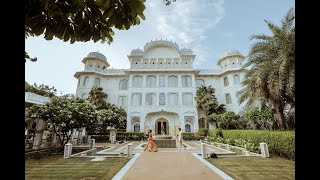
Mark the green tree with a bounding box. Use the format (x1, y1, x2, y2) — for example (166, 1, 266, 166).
(208, 111, 241, 129)
(96, 109, 118, 134)
(88, 86, 108, 109)
(239, 8, 295, 130)
(25, 83, 57, 97)
(244, 108, 275, 130)
(196, 85, 226, 129)
(87, 86, 127, 130)
(26, 96, 96, 147)
(25, 0, 146, 62)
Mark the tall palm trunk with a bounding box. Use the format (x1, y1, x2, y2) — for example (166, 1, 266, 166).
(275, 104, 288, 130)
(205, 112, 208, 129)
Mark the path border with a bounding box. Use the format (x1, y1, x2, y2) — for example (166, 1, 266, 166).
(192, 153, 234, 180)
(111, 153, 141, 180)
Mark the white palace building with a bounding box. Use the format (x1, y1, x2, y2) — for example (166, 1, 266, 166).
(74, 39, 246, 135)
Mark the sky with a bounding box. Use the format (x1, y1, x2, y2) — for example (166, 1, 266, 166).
(25, 0, 294, 95)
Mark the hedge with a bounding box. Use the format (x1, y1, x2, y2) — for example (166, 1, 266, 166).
(182, 132, 202, 140)
(89, 132, 146, 142)
(208, 130, 295, 160)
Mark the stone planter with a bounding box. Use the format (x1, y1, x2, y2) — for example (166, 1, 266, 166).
(154, 139, 176, 148)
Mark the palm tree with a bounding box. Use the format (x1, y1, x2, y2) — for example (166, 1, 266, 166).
(196, 85, 226, 128)
(239, 8, 295, 130)
(88, 86, 108, 110)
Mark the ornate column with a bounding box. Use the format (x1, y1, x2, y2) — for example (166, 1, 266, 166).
(177, 74, 182, 88)
(140, 115, 145, 133)
(126, 115, 131, 132)
(180, 115, 185, 132)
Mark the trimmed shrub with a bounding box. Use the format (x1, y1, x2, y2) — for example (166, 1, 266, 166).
(208, 130, 295, 160)
(216, 128, 223, 138)
(182, 132, 202, 140)
(90, 132, 146, 142)
(198, 128, 209, 137)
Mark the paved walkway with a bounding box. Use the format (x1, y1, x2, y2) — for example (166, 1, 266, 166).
(119, 152, 226, 180)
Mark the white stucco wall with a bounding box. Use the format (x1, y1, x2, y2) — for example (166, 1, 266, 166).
(74, 40, 247, 133)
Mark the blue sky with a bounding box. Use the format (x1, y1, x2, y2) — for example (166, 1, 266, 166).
(25, 0, 294, 95)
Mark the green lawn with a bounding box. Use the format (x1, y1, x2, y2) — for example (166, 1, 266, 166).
(207, 156, 295, 180)
(26, 155, 129, 180)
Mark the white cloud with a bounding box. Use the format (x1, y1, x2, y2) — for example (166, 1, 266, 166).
(149, 0, 226, 65)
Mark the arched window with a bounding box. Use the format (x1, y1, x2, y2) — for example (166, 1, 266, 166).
(118, 96, 128, 107)
(134, 124, 140, 132)
(168, 76, 178, 87)
(182, 75, 192, 87)
(159, 75, 166, 87)
(82, 93, 87, 99)
(159, 93, 166, 105)
(196, 79, 205, 88)
(224, 77, 229, 87)
(119, 80, 128, 90)
(185, 124, 191, 132)
(233, 75, 240, 85)
(94, 77, 101, 87)
(131, 93, 142, 106)
(132, 76, 143, 88)
(182, 93, 193, 105)
(83, 76, 89, 86)
(146, 76, 157, 88)
(146, 93, 156, 105)
(226, 94, 232, 104)
(168, 93, 178, 105)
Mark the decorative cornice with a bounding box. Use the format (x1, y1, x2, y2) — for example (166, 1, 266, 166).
(144, 39, 179, 52)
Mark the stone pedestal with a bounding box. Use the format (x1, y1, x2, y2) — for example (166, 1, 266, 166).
(260, 143, 270, 158)
(201, 143, 207, 159)
(90, 139, 95, 149)
(109, 129, 117, 143)
(127, 143, 133, 157)
(87, 135, 91, 144)
(64, 143, 72, 158)
(154, 139, 176, 148)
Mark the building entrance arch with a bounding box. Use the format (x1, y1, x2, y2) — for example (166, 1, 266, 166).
(155, 118, 169, 135)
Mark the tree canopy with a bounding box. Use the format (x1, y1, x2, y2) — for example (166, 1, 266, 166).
(25, 83, 57, 97)
(196, 85, 226, 128)
(25, 0, 146, 44)
(239, 8, 295, 130)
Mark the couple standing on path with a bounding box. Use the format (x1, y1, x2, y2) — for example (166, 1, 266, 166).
(144, 128, 185, 152)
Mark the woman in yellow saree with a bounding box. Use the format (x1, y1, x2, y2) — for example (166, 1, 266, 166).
(144, 130, 158, 152)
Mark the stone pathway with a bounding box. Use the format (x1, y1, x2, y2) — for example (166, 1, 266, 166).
(114, 152, 232, 180)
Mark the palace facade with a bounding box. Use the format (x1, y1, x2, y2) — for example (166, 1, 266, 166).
(74, 39, 246, 135)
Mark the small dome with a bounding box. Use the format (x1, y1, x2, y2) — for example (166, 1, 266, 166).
(87, 52, 107, 61)
(220, 49, 243, 59)
(130, 48, 143, 56)
(180, 48, 193, 55)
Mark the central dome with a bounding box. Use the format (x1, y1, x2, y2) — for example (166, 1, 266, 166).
(144, 39, 179, 52)
(220, 49, 243, 60)
(180, 48, 193, 55)
(131, 48, 144, 56)
(86, 52, 107, 61)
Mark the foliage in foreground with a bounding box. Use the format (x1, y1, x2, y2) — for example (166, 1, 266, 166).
(239, 8, 295, 130)
(25, 83, 57, 97)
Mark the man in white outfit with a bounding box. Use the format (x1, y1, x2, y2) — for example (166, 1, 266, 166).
(178, 128, 182, 151)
